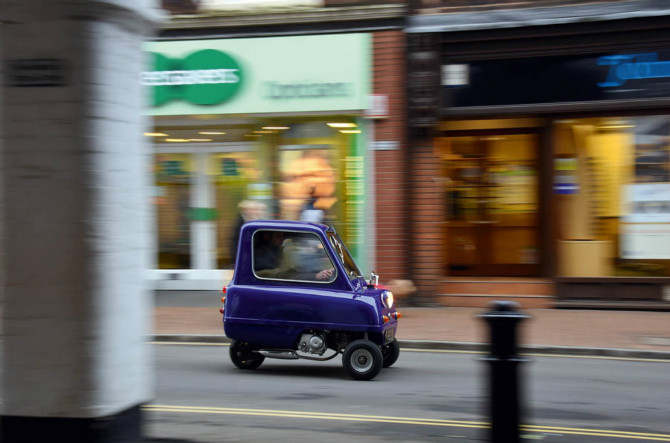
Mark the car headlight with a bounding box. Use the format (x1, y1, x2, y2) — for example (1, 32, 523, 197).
(382, 291, 394, 309)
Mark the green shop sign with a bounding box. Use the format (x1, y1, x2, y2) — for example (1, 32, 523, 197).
(144, 34, 371, 115)
(143, 50, 242, 106)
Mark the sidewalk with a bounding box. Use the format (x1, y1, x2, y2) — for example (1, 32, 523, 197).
(153, 292, 670, 358)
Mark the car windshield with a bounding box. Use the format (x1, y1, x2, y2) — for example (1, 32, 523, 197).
(326, 231, 363, 279)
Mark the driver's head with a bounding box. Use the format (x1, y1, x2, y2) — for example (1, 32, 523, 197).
(262, 230, 284, 247)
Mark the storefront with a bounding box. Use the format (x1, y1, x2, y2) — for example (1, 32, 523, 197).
(144, 33, 372, 289)
(408, 6, 670, 307)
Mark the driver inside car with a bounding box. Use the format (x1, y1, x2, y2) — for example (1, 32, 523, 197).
(254, 231, 334, 282)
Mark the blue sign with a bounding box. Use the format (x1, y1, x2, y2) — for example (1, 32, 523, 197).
(442, 50, 670, 109)
(598, 53, 670, 87)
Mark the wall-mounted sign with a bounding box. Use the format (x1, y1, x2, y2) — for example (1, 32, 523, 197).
(624, 183, 670, 224)
(144, 34, 370, 116)
(598, 53, 670, 87)
(554, 158, 579, 194)
(365, 94, 389, 118)
(143, 50, 242, 106)
(6, 59, 66, 87)
(621, 223, 670, 259)
(442, 64, 469, 86)
(372, 141, 399, 151)
(442, 50, 670, 109)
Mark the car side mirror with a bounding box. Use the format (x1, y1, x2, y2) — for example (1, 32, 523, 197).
(370, 271, 379, 287)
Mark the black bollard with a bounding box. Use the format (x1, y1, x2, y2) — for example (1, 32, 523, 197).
(479, 300, 530, 443)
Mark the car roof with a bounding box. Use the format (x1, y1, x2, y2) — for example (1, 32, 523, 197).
(243, 219, 330, 233)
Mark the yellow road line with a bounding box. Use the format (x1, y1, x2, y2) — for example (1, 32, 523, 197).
(150, 341, 227, 346)
(144, 405, 670, 441)
(520, 353, 670, 363)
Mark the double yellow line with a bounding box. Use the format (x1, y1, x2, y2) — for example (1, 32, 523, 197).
(144, 404, 670, 441)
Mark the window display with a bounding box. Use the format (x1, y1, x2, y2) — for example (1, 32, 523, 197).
(155, 153, 193, 269)
(554, 116, 670, 277)
(438, 133, 540, 276)
(151, 117, 363, 270)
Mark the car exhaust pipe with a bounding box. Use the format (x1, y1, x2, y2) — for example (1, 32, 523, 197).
(257, 350, 299, 360)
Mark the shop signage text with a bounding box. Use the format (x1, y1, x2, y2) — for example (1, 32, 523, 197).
(143, 69, 239, 86)
(6, 59, 66, 87)
(265, 81, 351, 99)
(143, 49, 242, 106)
(598, 53, 670, 87)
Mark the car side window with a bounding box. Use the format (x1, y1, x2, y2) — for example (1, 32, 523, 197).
(253, 230, 336, 283)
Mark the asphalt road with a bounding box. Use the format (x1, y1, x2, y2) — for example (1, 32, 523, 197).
(145, 343, 670, 442)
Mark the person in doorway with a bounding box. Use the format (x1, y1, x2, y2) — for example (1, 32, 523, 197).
(230, 200, 265, 264)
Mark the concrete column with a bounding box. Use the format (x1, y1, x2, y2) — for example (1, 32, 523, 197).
(0, 1, 160, 440)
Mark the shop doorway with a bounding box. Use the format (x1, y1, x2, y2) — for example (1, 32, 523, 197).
(438, 131, 541, 277)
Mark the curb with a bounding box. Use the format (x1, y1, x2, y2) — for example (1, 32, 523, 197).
(150, 334, 670, 360)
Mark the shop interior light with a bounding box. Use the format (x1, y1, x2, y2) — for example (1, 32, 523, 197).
(198, 131, 226, 135)
(144, 132, 168, 137)
(189, 138, 213, 142)
(253, 130, 274, 134)
(262, 126, 289, 130)
(327, 123, 357, 128)
(339, 130, 361, 134)
(598, 125, 635, 129)
(164, 138, 190, 142)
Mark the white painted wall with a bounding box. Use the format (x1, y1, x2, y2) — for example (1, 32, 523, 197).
(1, 0, 161, 418)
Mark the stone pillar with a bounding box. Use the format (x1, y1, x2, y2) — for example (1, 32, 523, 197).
(1, 1, 160, 440)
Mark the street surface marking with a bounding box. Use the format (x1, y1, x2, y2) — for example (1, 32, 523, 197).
(402, 348, 670, 363)
(144, 404, 670, 441)
(150, 341, 227, 346)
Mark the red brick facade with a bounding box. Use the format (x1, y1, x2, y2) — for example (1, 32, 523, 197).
(372, 30, 445, 300)
(409, 141, 445, 298)
(372, 30, 407, 282)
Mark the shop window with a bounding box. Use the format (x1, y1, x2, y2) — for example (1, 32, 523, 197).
(211, 151, 264, 268)
(155, 154, 193, 269)
(151, 118, 363, 271)
(554, 116, 670, 277)
(437, 132, 540, 276)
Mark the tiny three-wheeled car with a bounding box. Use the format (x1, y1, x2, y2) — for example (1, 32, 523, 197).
(220, 220, 400, 380)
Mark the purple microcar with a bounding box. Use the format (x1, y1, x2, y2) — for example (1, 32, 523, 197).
(221, 220, 400, 380)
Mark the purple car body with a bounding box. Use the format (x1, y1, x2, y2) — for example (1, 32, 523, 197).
(222, 220, 400, 380)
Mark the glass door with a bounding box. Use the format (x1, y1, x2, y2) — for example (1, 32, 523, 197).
(439, 133, 541, 276)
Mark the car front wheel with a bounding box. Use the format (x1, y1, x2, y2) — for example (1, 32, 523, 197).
(381, 338, 400, 368)
(342, 339, 383, 381)
(229, 340, 265, 370)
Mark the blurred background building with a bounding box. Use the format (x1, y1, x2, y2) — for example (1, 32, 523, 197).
(150, 0, 407, 290)
(407, 0, 670, 309)
(150, 0, 670, 310)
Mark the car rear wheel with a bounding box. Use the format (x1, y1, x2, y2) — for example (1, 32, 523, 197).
(229, 340, 265, 370)
(342, 339, 383, 381)
(381, 338, 400, 368)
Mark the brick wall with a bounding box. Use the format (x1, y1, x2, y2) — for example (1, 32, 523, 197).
(410, 141, 445, 298)
(372, 30, 407, 282)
